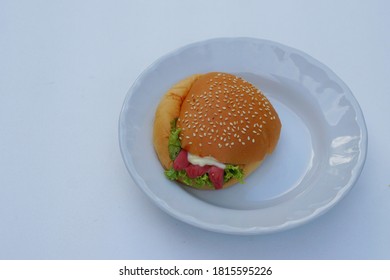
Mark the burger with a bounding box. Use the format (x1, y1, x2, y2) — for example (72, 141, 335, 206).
(153, 72, 281, 190)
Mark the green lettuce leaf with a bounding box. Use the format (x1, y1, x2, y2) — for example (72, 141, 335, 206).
(224, 164, 245, 183)
(165, 168, 212, 188)
(168, 118, 181, 160)
(164, 168, 179, 181)
(164, 165, 244, 189)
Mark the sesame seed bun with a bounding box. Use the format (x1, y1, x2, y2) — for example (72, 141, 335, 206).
(178, 72, 281, 164)
(153, 72, 281, 190)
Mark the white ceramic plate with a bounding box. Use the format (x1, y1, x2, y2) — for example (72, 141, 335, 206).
(119, 38, 367, 234)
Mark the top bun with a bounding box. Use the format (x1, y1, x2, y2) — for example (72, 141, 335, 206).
(177, 72, 281, 164)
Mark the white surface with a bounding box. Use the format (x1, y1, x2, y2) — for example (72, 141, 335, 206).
(0, 0, 389, 259)
(119, 38, 367, 234)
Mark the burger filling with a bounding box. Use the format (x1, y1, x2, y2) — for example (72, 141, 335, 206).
(164, 119, 244, 189)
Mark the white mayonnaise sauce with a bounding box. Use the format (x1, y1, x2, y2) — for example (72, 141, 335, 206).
(187, 153, 226, 169)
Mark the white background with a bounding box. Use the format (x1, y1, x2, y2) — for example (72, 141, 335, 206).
(1, 0, 389, 259)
